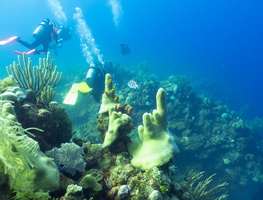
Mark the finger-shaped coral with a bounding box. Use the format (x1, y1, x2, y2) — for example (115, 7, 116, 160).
(102, 106, 131, 148)
(99, 74, 119, 114)
(128, 88, 180, 170)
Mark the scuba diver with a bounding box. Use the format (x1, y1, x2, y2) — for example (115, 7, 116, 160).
(63, 61, 112, 105)
(0, 18, 72, 55)
(120, 40, 131, 56)
(85, 62, 110, 102)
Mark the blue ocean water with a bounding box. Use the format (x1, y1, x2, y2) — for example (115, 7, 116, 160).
(0, 0, 263, 198)
(1, 0, 262, 119)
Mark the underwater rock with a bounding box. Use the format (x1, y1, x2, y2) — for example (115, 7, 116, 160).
(64, 184, 83, 200)
(148, 190, 163, 200)
(117, 185, 132, 199)
(221, 112, 230, 119)
(37, 108, 52, 119)
(115, 103, 134, 116)
(223, 158, 231, 164)
(24, 89, 37, 104)
(0, 87, 26, 102)
(0, 91, 18, 101)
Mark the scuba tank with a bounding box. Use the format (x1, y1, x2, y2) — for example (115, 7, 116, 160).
(86, 64, 98, 88)
(33, 19, 50, 39)
(86, 62, 106, 102)
(86, 62, 106, 89)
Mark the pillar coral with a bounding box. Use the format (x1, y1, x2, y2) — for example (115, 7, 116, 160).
(128, 88, 180, 170)
(102, 106, 131, 148)
(98, 73, 131, 148)
(99, 73, 119, 114)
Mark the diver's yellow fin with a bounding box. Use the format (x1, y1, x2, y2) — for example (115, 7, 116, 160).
(63, 83, 79, 105)
(76, 82, 92, 93)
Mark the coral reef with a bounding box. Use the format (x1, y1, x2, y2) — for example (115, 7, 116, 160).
(1, 55, 72, 151)
(2, 60, 263, 199)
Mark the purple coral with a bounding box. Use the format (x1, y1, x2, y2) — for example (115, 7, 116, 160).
(45, 143, 86, 176)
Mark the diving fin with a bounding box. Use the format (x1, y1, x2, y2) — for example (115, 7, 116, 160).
(14, 49, 46, 55)
(63, 83, 79, 105)
(76, 82, 92, 93)
(0, 36, 18, 45)
(13, 51, 23, 55)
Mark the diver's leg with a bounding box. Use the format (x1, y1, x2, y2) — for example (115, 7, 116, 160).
(17, 38, 41, 49)
(41, 42, 49, 53)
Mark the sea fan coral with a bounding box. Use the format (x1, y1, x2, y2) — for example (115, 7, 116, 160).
(45, 142, 86, 176)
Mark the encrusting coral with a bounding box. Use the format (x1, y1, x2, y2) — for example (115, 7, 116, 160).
(128, 88, 180, 170)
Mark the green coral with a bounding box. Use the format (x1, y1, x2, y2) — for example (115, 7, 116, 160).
(159, 185, 170, 195)
(79, 174, 102, 192)
(102, 106, 131, 148)
(128, 88, 180, 170)
(14, 190, 51, 200)
(0, 99, 60, 195)
(99, 74, 119, 114)
(0, 76, 17, 92)
(6, 52, 62, 104)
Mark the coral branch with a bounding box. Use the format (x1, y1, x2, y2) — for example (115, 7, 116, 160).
(6, 52, 62, 104)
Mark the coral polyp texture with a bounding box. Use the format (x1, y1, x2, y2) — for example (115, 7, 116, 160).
(102, 106, 132, 148)
(99, 73, 119, 114)
(128, 88, 180, 170)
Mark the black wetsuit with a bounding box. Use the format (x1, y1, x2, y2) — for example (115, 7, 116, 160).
(120, 43, 131, 56)
(17, 20, 58, 54)
(86, 63, 106, 102)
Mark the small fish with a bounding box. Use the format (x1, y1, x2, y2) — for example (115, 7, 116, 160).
(127, 80, 139, 89)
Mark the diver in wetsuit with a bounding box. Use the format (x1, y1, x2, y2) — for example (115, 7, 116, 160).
(85, 62, 112, 102)
(16, 18, 72, 55)
(120, 40, 131, 56)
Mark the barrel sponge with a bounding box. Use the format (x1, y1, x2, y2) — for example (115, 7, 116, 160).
(128, 88, 180, 170)
(0, 100, 59, 192)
